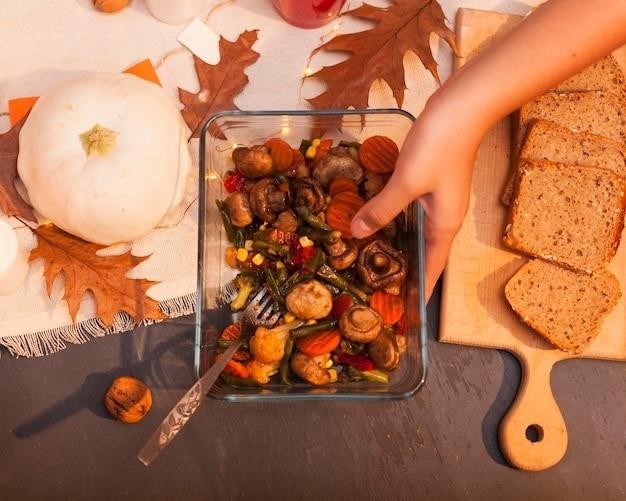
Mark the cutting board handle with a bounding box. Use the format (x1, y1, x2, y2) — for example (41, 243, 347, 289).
(498, 354, 568, 471)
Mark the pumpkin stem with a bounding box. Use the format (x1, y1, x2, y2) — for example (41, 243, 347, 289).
(80, 124, 118, 156)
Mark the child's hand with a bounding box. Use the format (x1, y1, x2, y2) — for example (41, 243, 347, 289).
(351, 98, 483, 301)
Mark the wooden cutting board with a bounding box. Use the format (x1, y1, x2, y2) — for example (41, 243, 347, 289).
(439, 8, 626, 472)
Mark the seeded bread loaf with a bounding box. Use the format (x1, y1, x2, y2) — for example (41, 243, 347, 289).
(503, 91, 626, 205)
(503, 159, 626, 273)
(515, 91, 626, 154)
(505, 259, 621, 354)
(502, 119, 626, 204)
(553, 55, 626, 101)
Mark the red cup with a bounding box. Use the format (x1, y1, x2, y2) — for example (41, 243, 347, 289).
(272, 0, 346, 29)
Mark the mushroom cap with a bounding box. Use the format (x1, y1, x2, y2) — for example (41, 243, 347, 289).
(357, 239, 407, 291)
(249, 178, 286, 223)
(339, 304, 383, 343)
(233, 145, 273, 178)
(368, 330, 400, 371)
(224, 191, 253, 228)
(312, 146, 363, 187)
(291, 177, 326, 214)
(285, 279, 333, 320)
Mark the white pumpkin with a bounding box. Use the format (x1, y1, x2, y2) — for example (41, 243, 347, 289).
(17, 72, 192, 245)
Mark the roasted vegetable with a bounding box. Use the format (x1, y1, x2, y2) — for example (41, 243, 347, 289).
(339, 305, 383, 343)
(233, 145, 273, 178)
(290, 352, 331, 386)
(230, 272, 260, 311)
(285, 279, 333, 320)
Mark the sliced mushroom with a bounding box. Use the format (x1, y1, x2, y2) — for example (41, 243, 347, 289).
(291, 177, 326, 214)
(368, 329, 400, 371)
(326, 239, 358, 271)
(285, 279, 333, 320)
(272, 209, 299, 233)
(357, 239, 407, 293)
(224, 191, 253, 228)
(233, 145, 273, 178)
(291, 352, 331, 386)
(363, 170, 386, 200)
(312, 146, 363, 187)
(249, 178, 287, 223)
(339, 305, 383, 343)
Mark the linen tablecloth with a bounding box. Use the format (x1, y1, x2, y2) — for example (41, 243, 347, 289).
(0, 0, 539, 356)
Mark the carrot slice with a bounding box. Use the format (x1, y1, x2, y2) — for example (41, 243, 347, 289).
(219, 323, 250, 361)
(370, 290, 404, 325)
(314, 138, 333, 161)
(359, 135, 399, 174)
(222, 358, 251, 378)
(264, 138, 294, 171)
(296, 329, 342, 357)
(326, 191, 365, 239)
(329, 176, 359, 197)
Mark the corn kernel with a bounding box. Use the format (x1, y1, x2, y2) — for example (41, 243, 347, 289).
(283, 312, 296, 323)
(275, 261, 285, 269)
(305, 145, 317, 159)
(305, 319, 317, 325)
(244, 239, 254, 251)
(328, 368, 338, 383)
(225, 247, 238, 268)
(251, 253, 265, 266)
(298, 236, 315, 248)
(311, 138, 321, 147)
(236, 248, 249, 262)
(324, 359, 334, 369)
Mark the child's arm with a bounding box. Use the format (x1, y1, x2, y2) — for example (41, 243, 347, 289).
(351, 0, 626, 299)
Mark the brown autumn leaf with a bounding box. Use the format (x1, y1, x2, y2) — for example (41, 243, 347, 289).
(179, 30, 260, 138)
(0, 115, 36, 222)
(306, 0, 457, 110)
(31, 224, 167, 327)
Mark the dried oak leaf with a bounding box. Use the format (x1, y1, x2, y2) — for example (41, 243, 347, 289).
(31, 224, 167, 327)
(306, 0, 457, 110)
(0, 115, 36, 221)
(179, 30, 260, 138)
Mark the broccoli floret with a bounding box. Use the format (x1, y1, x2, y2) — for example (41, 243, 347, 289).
(230, 272, 259, 312)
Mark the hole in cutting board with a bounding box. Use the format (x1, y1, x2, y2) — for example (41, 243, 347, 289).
(525, 424, 544, 443)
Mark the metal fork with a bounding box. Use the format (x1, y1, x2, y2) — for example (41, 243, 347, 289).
(138, 287, 279, 466)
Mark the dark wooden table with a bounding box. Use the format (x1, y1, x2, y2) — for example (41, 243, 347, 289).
(0, 285, 624, 500)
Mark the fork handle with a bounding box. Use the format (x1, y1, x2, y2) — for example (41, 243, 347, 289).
(137, 338, 243, 466)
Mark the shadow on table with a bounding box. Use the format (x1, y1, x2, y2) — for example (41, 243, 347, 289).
(13, 318, 195, 439)
(481, 350, 521, 467)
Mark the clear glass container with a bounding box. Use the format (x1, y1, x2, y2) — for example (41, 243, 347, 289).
(195, 109, 428, 400)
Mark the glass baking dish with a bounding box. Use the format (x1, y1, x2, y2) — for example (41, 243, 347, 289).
(195, 109, 428, 400)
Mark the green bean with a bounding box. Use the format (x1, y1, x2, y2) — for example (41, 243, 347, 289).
(279, 335, 295, 385)
(217, 339, 249, 350)
(252, 240, 290, 256)
(295, 206, 331, 231)
(215, 199, 245, 248)
(265, 268, 285, 305)
(291, 318, 338, 338)
(340, 338, 365, 355)
(275, 265, 288, 284)
(316, 264, 368, 303)
(299, 227, 342, 244)
(279, 269, 313, 295)
(304, 248, 326, 273)
(299, 139, 312, 156)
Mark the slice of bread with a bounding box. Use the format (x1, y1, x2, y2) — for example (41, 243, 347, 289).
(505, 259, 621, 354)
(502, 119, 626, 204)
(553, 55, 626, 101)
(514, 91, 626, 154)
(503, 159, 626, 273)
